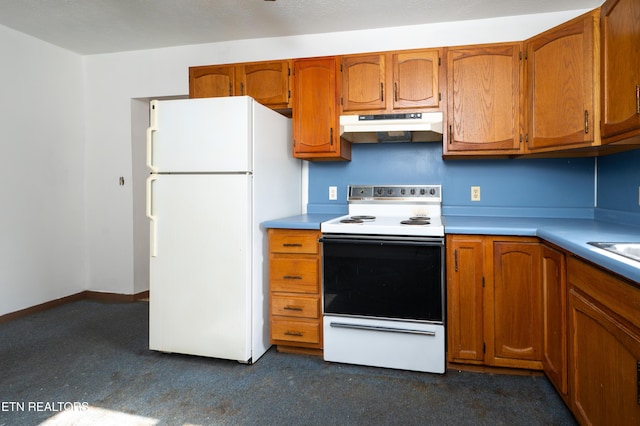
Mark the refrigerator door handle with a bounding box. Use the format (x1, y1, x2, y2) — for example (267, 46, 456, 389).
(146, 101, 159, 173)
(146, 175, 158, 257)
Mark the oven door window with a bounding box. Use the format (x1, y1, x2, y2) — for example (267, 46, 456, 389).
(322, 238, 443, 322)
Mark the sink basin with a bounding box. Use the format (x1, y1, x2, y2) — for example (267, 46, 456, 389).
(587, 242, 640, 262)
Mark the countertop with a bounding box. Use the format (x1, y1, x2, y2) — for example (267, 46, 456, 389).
(262, 214, 341, 230)
(263, 214, 640, 284)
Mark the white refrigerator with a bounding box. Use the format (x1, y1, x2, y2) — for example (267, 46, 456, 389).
(146, 96, 301, 363)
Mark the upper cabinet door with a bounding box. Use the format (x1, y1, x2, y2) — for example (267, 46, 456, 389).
(601, 0, 640, 144)
(189, 65, 235, 99)
(392, 49, 441, 110)
(292, 57, 351, 161)
(525, 11, 599, 152)
(444, 43, 523, 156)
(340, 54, 387, 113)
(235, 60, 292, 110)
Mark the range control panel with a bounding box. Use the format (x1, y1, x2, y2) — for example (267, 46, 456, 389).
(347, 185, 441, 202)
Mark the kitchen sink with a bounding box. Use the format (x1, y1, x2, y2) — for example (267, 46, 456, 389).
(587, 242, 640, 262)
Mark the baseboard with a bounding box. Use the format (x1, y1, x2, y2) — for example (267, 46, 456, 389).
(0, 290, 150, 324)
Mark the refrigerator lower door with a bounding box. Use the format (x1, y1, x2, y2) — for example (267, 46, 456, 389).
(149, 174, 252, 362)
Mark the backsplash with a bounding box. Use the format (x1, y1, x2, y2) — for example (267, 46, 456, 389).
(595, 149, 640, 226)
(307, 143, 596, 218)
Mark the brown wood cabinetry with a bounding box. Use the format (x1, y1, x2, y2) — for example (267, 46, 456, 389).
(541, 244, 568, 400)
(189, 64, 235, 98)
(601, 0, 640, 145)
(446, 235, 543, 369)
(340, 49, 442, 114)
(490, 241, 543, 369)
(292, 57, 351, 161)
(444, 43, 523, 156)
(446, 235, 485, 364)
(524, 10, 600, 152)
(567, 257, 640, 425)
(268, 229, 323, 353)
(189, 60, 292, 110)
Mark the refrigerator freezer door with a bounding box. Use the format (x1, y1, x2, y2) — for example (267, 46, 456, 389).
(148, 97, 252, 173)
(149, 174, 252, 361)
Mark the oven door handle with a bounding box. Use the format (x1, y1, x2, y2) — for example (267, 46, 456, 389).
(319, 236, 443, 246)
(329, 321, 437, 336)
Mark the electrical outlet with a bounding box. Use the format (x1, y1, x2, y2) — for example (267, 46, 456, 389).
(471, 186, 481, 202)
(329, 186, 338, 201)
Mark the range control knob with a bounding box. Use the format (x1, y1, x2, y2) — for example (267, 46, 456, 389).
(400, 188, 406, 195)
(420, 188, 426, 195)
(429, 188, 436, 195)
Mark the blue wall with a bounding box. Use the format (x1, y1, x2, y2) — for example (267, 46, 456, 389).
(596, 149, 640, 226)
(308, 143, 595, 218)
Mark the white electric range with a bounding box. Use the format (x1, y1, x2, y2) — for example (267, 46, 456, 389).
(320, 185, 445, 374)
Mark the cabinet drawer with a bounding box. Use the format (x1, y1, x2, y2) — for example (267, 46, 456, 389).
(270, 258, 319, 293)
(271, 318, 321, 344)
(272, 295, 320, 318)
(269, 230, 319, 254)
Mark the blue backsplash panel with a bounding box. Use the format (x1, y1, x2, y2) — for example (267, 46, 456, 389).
(597, 149, 640, 213)
(308, 143, 595, 218)
(595, 148, 640, 226)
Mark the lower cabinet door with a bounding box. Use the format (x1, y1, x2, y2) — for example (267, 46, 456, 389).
(569, 288, 640, 425)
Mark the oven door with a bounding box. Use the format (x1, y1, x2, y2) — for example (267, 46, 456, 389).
(320, 234, 444, 323)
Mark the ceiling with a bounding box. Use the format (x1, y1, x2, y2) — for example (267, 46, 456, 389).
(0, 0, 603, 55)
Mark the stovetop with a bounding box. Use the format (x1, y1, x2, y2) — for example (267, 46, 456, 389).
(321, 185, 444, 237)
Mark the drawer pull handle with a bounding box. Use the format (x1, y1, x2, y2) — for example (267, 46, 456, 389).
(284, 331, 303, 337)
(284, 305, 303, 311)
(282, 243, 302, 247)
(283, 275, 302, 280)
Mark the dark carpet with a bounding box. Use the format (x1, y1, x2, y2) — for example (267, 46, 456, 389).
(0, 300, 576, 425)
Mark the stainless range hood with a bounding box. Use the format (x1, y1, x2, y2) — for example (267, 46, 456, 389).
(340, 112, 443, 143)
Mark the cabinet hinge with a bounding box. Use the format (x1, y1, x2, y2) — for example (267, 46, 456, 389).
(340, 63, 343, 72)
(288, 90, 291, 100)
(438, 57, 441, 66)
(483, 342, 486, 354)
(519, 51, 522, 60)
(340, 97, 343, 106)
(482, 276, 485, 287)
(438, 92, 441, 101)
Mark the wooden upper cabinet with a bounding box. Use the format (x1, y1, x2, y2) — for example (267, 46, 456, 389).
(524, 10, 599, 152)
(444, 43, 523, 156)
(292, 57, 351, 161)
(340, 48, 441, 114)
(235, 61, 292, 109)
(341, 54, 386, 112)
(189, 60, 292, 110)
(601, 0, 640, 144)
(392, 49, 441, 110)
(189, 65, 234, 98)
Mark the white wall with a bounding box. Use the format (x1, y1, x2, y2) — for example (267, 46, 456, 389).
(83, 10, 590, 295)
(0, 26, 85, 315)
